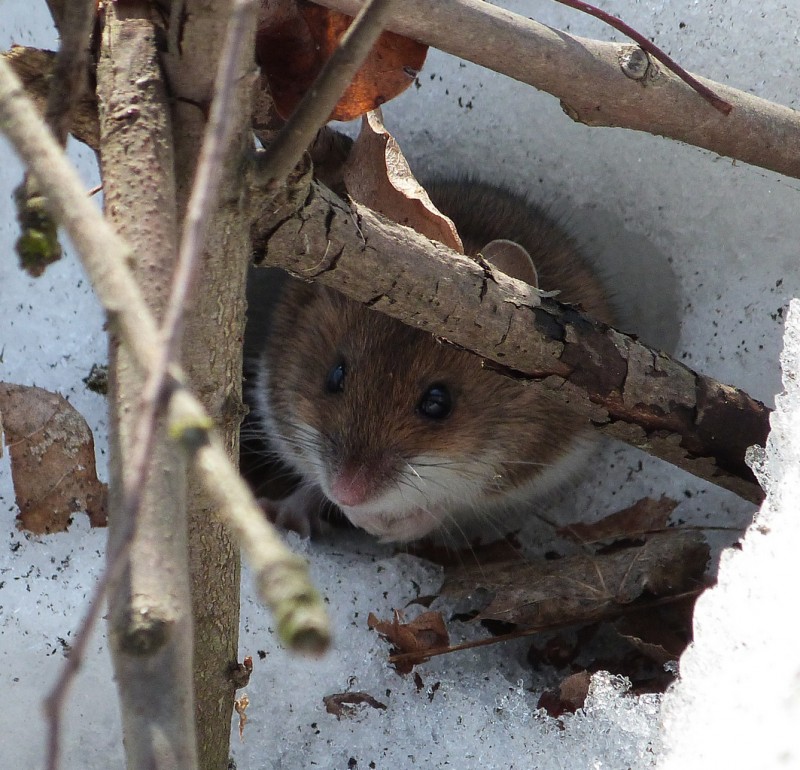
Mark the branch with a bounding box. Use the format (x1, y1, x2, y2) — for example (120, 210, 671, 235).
(0, 36, 330, 757)
(13, 0, 95, 276)
(551, 0, 730, 114)
(253, 179, 769, 504)
(0, 26, 329, 650)
(314, 0, 800, 180)
(9, 0, 800, 181)
(255, 0, 400, 188)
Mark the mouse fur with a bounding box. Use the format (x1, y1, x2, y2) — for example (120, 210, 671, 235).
(244, 178, 615, 542)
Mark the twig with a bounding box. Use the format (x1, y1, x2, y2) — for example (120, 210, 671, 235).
(314, 0, 800, 179)
(122, 0, 258, 536)
(42, 519, 136, 770)
(9, 1, 800, 179)
(14, 0, 95, 277)
(0, 49, 330, 770)
(552, 0, 731, 114)
(254, 0, 398, 188)
(43, 1, 259, 763)
(386, 589, 704, 666)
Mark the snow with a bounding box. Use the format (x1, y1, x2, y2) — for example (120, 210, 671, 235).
(659, 299, 800, 769)
(2, 1, 800, 769)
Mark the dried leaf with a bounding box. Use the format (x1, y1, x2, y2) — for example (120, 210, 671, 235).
(343, 110, 464, 252)
(0, 383, 107, 533)
(234, 694, 250, 740)
(443, 530, 709, 628)
(368, 609, 449, 673)
(613, 596, 698, 664)
(256, 0, 319, 121)
(537, 670, 591, 718)
(256, 1, 427, 121)
(558, 496, 679, 544)
(323, 691, 387, 719)
(407, 533, 523, 568)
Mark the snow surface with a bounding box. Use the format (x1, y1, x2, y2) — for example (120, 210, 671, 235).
(2, 1, 800, 769)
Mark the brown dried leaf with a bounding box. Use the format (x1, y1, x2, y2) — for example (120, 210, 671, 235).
(537, 670, 591, 718)
(407, 533, 523, 568)
(323, 691, 387, 719)
(343, 109, 464, 252)
(443, 530, 709, 628)
(0, 383, 107, 533)
(256, 0, 319, 121)
(256, 1, 427, 121)
(368, 609, 449, 673)
(613, 596, 698, 664)
(558, 496, 679, 544)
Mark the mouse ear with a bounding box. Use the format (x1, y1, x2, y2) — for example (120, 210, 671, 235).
(480, 239, 539, 288)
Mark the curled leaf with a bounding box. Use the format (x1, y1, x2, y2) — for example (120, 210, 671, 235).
(443, 531, 709, 628)
(368, 609, 449, 673)
(344, 109, 463, 251)
(558, 496, 679, 544)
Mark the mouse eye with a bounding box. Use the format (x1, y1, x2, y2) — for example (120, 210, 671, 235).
(325, 361, 346, 393)
(418, 384, 452, 420)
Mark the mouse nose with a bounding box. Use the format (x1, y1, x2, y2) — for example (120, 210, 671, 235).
(330, 457, 387, 507)
(329, 463, 375, 507)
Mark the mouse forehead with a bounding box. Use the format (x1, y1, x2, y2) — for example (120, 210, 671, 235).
(338, 300, 458, 384)
(299, 285, 484, 406)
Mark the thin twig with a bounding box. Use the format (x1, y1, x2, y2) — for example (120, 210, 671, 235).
(0, 49, 330, 770)
(123, 0, 258, 530)
(386, 589, 704, 666)
(42, 520, 137, 770)
(43, 5, 257, 768)
(552, 0, 732, 114)
(15, 0, 95, 277)
(254, 0, 398, 188)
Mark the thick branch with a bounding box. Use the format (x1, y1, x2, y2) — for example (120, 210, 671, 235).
(315, 0, 800, 180)
(97, 6, 194, 768)
(10, 0, 800, 181)
(254, 180, 769, 504)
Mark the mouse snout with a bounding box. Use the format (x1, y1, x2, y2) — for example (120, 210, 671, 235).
(328, 457, 394, 508)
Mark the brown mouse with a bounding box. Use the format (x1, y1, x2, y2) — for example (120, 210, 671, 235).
(244, 178, 615, 542)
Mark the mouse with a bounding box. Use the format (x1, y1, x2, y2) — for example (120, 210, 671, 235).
(244, 178, 615, 543)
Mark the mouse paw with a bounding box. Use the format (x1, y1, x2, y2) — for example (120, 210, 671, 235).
(257, 485, 327, 539)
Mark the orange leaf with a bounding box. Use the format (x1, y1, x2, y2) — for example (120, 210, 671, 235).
(257, 1, 428, 121)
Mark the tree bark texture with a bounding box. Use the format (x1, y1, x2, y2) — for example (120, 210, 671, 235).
(316, 0, 800, 180)
(161, 3, 256, 768)
(254, 179, 769, 504)
(98, 5, 198, 769)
